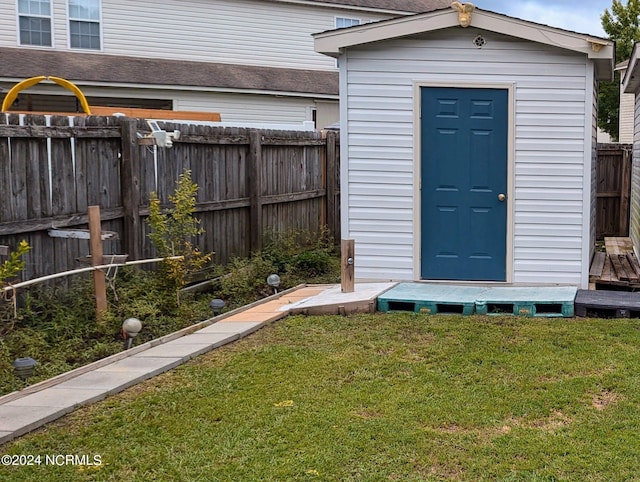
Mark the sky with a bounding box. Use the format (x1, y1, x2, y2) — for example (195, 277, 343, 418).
(476, 0, 614, 37)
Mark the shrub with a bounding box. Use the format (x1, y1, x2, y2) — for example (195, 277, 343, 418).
(147, 169, 212, 290)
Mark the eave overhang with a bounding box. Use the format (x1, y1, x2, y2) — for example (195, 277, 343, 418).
(314, 7, 615, 81)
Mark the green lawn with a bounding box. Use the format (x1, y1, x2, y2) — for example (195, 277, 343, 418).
(3, 313, 640, 481)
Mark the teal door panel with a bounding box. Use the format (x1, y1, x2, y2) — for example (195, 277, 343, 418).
(421, 87, 508, 281)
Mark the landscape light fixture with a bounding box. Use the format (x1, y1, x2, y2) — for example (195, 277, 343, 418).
(209, 298, 226, 316)
(267, 274, 281, 294)
(122, 317, 142, 350)
(13, 357, 37, 379)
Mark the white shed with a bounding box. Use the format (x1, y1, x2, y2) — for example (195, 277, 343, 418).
(314, 3, 614, 288)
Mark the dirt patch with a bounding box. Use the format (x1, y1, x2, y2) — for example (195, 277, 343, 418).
(350, 408, 383, 420)
(528, 410, 572, 431)
(592, 389, 620, 410)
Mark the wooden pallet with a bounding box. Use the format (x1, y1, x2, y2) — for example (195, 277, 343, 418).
(377, 284, 576, 317)
(575, 290, 640, 318)
(475, 287, 576, 317)
(377, 284, 482, 315)
(589, 237, 640, 288)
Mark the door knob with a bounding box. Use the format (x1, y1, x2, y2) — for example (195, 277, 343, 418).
(498, 193, 506, 202)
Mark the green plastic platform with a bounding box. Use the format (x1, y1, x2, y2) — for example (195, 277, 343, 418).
(377, 284, 577, 317)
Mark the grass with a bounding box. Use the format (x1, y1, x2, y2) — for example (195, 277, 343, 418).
(3, 312, 640, 481)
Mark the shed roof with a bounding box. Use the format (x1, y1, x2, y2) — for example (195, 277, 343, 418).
(623, 43, 640, 93)
(314, 5, 615, 80)
(0, 48, 339, 98)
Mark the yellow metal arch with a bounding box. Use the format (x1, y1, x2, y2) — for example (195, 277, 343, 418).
(1, 76, 92, 114)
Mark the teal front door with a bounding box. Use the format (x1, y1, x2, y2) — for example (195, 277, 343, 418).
(421, 87, 508, 281)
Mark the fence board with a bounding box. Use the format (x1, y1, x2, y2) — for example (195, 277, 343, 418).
(596, 144, 632, 239)
(0, 115, 340, 281)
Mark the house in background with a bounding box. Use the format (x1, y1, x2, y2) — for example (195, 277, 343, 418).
(617, 60, 634, 143)
(315, 3, 614, 288)
(0, 0, 450, 128)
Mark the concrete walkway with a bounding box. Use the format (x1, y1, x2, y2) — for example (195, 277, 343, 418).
(0, 282, 395, 445)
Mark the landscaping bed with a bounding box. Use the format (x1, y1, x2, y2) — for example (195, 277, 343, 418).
(0, 232, 340, 397)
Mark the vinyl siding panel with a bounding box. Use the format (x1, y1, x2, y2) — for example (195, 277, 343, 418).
(1, 0, 391, 69)
(175, 91, 314, 123)
(0, 3, 16, 45)
(343, 29, 592, 285)
(630, 93, 640, 251)
(620, 92, 635, 143)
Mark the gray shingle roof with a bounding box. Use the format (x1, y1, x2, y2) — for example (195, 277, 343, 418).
(0, 48, 339, 96)
(292, 0, 451, 13)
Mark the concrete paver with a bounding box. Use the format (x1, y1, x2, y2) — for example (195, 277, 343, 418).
(198, 321, 262, 333)
(97, 356, 183, 375)
(0, 405, 69, 435)
(220, 311, 284, 322)
(4, 387, 106, 408)
(53, 369, 158, 395)
(134, 342, 214, 360)
(177, 332, 241, 346)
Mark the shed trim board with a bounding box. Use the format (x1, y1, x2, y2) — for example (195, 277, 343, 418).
(413, 81, 515, 282)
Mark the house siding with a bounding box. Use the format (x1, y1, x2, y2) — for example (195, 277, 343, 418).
(630, 93, 640, 251)
(620, 92, 635, 143)
(175, 91, 316, 123)
(36, 84, 317, 124)
(588, 71, 597, 281)
(2, 0, 391, 70)
(343, 29, 592, 285)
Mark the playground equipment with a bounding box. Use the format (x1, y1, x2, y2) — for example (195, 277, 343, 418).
(1, 75, 91, 113)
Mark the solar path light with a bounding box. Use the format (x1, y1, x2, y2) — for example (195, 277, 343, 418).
(209, 298, 225, 316)
(267, 274, 281, 294)
(122, 317, 142, 350)
(13, 357, 37, 379)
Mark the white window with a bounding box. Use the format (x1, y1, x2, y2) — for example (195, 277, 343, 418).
(68, 0, 101, 50)
(335, 17, 360, 29)
(17, 0, 52, 46)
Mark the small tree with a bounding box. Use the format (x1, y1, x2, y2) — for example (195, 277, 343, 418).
(146, 170, 212, 290)
(0, 240, 30, 322)
(0, 241, 31, 286)
(599, 0, 640, 140)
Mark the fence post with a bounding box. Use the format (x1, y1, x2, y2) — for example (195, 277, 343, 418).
(248, 130, 263, 253)
(88, 205, 107, 320)
(620, 148, 632, 236)
(341, 238, 355, 293)
(120, 117, 142, 260)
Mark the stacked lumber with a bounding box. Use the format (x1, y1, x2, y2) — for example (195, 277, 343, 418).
(589, 237, 640, 288)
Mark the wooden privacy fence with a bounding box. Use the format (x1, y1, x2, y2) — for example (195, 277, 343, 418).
(0, 114, 340, 281)
(596, 143, 632, 239)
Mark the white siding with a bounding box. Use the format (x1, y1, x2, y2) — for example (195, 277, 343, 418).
(620, 91, 635, 144)
(344, 29, 592, 285)
(1, 0, 391, 70)
(630, 93, 640, 251)
(175, 91, 315, 123)
(0, 2, 16, 46)
(581, 76, 598, 288)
